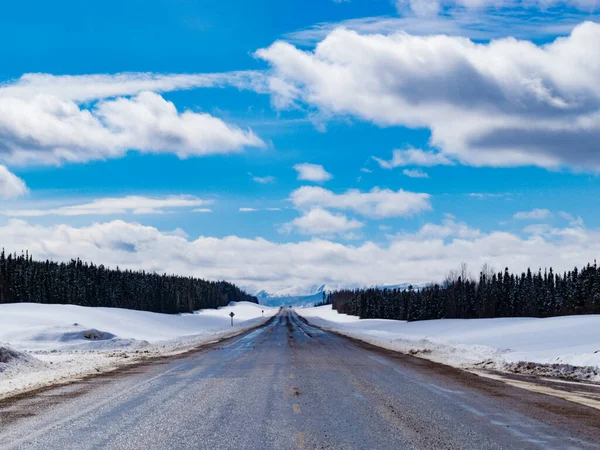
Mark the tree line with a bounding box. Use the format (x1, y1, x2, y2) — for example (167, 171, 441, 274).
(325, 262, 600, 321)
(0, 250, 257, 313)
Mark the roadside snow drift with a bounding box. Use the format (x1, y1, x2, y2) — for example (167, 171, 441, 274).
(0, 346, 46, 376)
(0, 302, 277, 398)
(297, 306, 600, 382)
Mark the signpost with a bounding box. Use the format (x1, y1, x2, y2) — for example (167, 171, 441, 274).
(229, 311, 235, 326)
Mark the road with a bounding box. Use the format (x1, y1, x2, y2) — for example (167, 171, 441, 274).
(1, 309, 599, 450)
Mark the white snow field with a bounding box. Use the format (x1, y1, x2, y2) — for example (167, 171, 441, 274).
(296, 306, 600, 382)
(0, 302, 277, 398)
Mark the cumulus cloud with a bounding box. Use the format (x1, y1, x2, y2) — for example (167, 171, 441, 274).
(0, 72, 265, 166)
(513, 208, 552, 220)
(5, 195, 211, 217)
(281, 208, 364, 235)
(293, 163, 333, 182)
(388, 216, 481, 240)
(523, 223, 553, 235)
(256, 23, 600, 171)
(403, 168, 430, 178)
(0, 165, 27, 199)
(290, 186, 431, 218)
(1, 217, 598, 294)
(374, 149, 454, 168)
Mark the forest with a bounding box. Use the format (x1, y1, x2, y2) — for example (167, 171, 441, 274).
(324, 262, 600, 321)
(0, 250, 257, 314)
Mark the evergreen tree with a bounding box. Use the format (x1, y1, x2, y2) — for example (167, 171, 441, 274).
(0, 249, 257, 313)
(327, 260, 600, 322)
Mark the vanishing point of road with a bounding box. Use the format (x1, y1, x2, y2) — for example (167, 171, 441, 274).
(1, 309, 599, 450)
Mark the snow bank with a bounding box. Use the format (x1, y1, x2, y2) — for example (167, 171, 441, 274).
(0, 346, 46, 376)
(297, 306, 600, 382)
(0, 302, 277, 398)
(0, 302, 273, 349)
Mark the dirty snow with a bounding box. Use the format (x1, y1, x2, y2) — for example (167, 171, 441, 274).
(296, 306, 600, 382)
(0, 302, 277, 398)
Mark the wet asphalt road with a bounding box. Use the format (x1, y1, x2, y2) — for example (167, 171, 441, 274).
(1, 309, 599, 450)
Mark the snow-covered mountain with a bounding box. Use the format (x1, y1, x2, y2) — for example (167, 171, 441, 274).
(256, 284, 330, 307)
(255, 283, 418, 307)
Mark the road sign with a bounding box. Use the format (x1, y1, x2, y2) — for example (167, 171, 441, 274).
(229, 311, 235, 326)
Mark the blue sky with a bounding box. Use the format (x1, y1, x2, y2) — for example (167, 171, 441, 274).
(1, 0, 600, 294)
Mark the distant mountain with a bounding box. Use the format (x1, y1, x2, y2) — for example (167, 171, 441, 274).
(255, 283, 419, 307)
(256, 284, 329, 308)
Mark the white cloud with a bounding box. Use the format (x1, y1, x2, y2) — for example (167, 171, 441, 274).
(290, 186, 431, 218)
(193, 208, 213, 213)
(252, 175, 276, 184)
(0, 73, 265, 166)
(5, 195, 211, 217)
(0, 165, 27, 199)
(293, 163, 333, 182)
(395, 0, 600, 17)
(396, 0, 442, 16)
(239, 207, 282, 212)
(374, 149, 454, 168)
(1, 217, 598, 294)
(257, 23, 600, 171)
(403, 168, 430, 178)
(469, 192, 510, 199)
(284, 12, 595, 45)
(0, 71, 265, 104)
(281, 208, 364, 235)
(513, 208, 552, 220)
(360, 167, 373, 173)
(388, 216, 481, 240)
(559, 211, 584, 226)
(523, 223, 553, 235)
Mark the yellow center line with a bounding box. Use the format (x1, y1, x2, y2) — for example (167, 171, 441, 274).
(295, 431, 305, 448)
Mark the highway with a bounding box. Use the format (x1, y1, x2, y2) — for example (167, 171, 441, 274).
(0, 308, 599, 450)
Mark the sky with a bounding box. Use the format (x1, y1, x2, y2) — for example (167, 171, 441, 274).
(1, 0, 600, 296)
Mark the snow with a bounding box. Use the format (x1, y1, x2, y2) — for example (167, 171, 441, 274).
(0, 302, 277, 398)
(297, 306, 600, 382)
